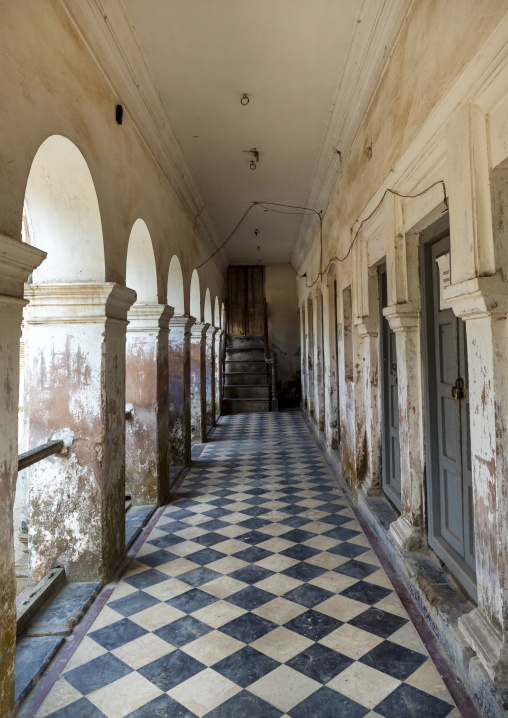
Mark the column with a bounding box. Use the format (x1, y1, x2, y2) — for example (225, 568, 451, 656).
(215, 329, 224, 422)
(357, 318, 382, 496)
(168, 315, 194, 482)
(299, 304, 308, 413)
(322, 275, 339, 450)
(445, 277, 508, 681)
(125, 304, 173, 506)
(190, 322, 209, 445)
(205, 326, 219, 431)
(0, 234, 45, 718)
(24, 283, 136, 583)
(313, 291, 325, 433)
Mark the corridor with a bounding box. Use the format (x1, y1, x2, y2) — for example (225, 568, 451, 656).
(34, 412, 461, 718)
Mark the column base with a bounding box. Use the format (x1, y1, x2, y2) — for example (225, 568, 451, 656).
(460, 607, 508, 683)
(360, 473, 383, 498)
(389, 515, 426, 552)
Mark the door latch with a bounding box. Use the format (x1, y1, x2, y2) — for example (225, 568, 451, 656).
(451, 377, 467, 400)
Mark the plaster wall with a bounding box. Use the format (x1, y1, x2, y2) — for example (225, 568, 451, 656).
(265, 263, 301, 407)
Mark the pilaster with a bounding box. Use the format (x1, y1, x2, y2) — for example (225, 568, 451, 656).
(205, 326, 219, 431)
(126, 303, 174, 506)
(24, 282, 136, 583)
(190, 322, 210, 445)
(168, 315, 195, 478)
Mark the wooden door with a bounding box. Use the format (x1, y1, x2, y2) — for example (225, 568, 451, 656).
(424, 234, 475, 596)
(227, 266, 265, 337)
(380, 265, 401, 509)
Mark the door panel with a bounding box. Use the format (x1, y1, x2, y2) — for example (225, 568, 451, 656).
(427, 235, 476, 586)
(227, 266, 265, 337)
(380, 265, 401, 509)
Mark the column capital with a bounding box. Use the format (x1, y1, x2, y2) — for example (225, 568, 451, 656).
(444, 273, 508, 320)
(190, 321, 210, 338)
(127, 303, 174, 332)
(24, 282, 136, 323)
(206, 325, 220, 339)
(169, 314, 196, 332)
(355, 315, 378, 338)
(382, 303, 419, 332)
(0, 233, 46, 297)
(459, 607, 508, 682)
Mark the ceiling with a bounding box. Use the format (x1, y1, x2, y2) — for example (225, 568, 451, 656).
(115, 0, 410, 267)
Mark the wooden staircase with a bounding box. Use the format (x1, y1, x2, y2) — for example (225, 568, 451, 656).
(222, 336, 270, 414)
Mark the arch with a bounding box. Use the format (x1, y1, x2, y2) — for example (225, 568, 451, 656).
(126, 219, 157, 303)
(190, 269, 201, 320)
(167, 255, 185, 314)
(24, 135, 104, 283)
(204, 288, 212, 324)
(214, 297, 220, 328)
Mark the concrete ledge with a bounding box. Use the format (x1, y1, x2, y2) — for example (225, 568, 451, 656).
(16, 567, 65, 636)
(14, 636, 64, 707)
(125, 504, 157, 550)
(26, 582, 101, 637)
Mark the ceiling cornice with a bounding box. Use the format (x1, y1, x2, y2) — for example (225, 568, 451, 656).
(59, 0, 222, 264)
(292, 0, 412, 270)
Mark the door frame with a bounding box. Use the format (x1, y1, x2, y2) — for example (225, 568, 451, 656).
(420, 220, 477, 600)
(379, 263, 402, 511)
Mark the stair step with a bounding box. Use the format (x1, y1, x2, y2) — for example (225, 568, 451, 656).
(227, 337, 264, 350)
(226, 360, 268, 373)
(226, 349, 265, 361)
(224, 386, 269, 400)
(225, 372, 270, 386)
(222, 398, 270, 414)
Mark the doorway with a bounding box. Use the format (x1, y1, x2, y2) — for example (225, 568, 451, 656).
(227, 266, 265, 337)
(379, 264, 401, 510)
(422, 233, 476, 598)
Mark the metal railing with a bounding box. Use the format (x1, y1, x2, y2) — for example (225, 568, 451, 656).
(18, 440, 64, 471)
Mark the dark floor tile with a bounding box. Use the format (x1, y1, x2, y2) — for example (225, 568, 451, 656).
(123, 568, 170, 590)
(125, 694, 197, 717)
(148, 534, 186, 549)
(154, 615, 212, 646)
(243, 496, 270, 506)
(235, 530, 269, 544)
(287, 643, 354, 683)
(219, 613, 276, 643)
(283, 583, 334, 608)
(348, 607, 407, 638)
(284, 609, 342, 641)
(205, 690, 282, 718)
(212, 644, 280, 687)
(335, 559, 380, 581)
(229, 565, 274, 585)
(240, 517, 271, 530)
(234, 546, 273, 564)
(228, 586, 276, 610)
(360, 640, 427, 680)
(137, 549, 178, 568)
(178, 567, 222, 587)
(15, 636, 65, 706)
(289, 685, 368, 718)
(281, 529, 316, 543)
(317, 514, 353, 527)
(282, 562, 326, 582)
(193, 532, 228, 547)
(281, 544, 320, 561)
(203, 507, 232, 518)
(46, 698, 107, 717)
(328, 542, 369, 558)
(138, 649, 205, 691)
(64, 653, 133, 694)
(156, 520, 189, 533)
(166, 588, 218, 613)
(340, 580, 392, 605)
(185, 548, 226, 566)
(164, 508, 195, 520)
(108, 591, 160, 617)
(279, 516, 310, 528)
(375, 683, 455, 718)
(88, 618, 147, 651)
(199, 519, 229, 531)
(245, 487, 269, 495)
(323, 526, 361, 541)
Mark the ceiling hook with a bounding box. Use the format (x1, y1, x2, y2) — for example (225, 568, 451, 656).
(241, 93, 250, 106)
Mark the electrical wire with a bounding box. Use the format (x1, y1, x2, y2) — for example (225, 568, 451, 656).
(195, 181, 448, 284)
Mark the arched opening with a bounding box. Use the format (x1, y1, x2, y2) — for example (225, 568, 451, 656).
(204, 288, 212, 324)
(214, 297, 220, 328)
(126, 218, 157, 303)
(125, 219, 168, 506)
(190, 269, 201, 320)
(19, 135, 130, 589)
(326, 264, 341, 448)
(168, 255, 185, 314)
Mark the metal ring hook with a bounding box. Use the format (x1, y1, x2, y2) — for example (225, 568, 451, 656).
(241, 94, 250, 106)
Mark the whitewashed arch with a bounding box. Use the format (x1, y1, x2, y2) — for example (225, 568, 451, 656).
(24, 135, 104, 283)
(190, 269, 201, 320)
(167, 255, 185, 314)
(204, 288, 212, 324)
(126, 219, 157, 303)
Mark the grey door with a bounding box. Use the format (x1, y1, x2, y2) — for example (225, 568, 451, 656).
(426, 235, 475, 592)
(380, 265, 401, 509)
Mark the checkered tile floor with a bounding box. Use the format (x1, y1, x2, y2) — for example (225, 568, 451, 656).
(36, 412, 460, 717)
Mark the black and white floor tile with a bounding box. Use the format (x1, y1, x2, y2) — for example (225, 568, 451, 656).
(35, 412, 461, 718)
